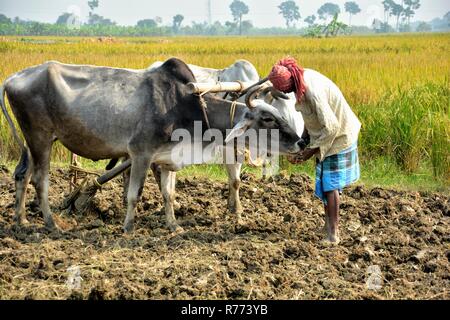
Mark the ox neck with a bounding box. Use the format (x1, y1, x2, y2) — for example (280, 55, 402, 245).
(202, 95, 247, 132)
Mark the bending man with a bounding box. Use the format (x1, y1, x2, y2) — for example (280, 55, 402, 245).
(268, 57, 361, 244)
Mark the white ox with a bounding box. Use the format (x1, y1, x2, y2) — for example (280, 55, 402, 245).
(149, 59, 304, 174)
(151, 60, 304, 135)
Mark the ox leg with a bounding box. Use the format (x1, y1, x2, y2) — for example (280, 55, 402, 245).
(123, 155, 150, 233)
(122, 168, 130, 206)
(225, 163, 243, 217)
(13, 149, 33, 225)
(29, 142, 56, 230)
(122, 156, 131, 206)
(151, 163, 181, 210)
(160, 169, 182, 233)
(150, 163, 162, 189)
(262, 159, 268, 180)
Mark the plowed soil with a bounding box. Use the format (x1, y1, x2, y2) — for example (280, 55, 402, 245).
(0, 166, 448, 299)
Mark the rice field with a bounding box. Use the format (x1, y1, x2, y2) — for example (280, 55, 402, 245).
(0, 34, 449, 300)
(0, 34, 449, 186)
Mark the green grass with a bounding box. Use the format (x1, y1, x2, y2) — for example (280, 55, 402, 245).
(356, 81, 450, 181)
(3, 154, 447, 192)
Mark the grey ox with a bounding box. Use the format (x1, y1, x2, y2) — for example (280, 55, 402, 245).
(1, 58, 302, 233)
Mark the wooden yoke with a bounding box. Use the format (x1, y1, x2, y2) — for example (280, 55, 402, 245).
(187, 81, 255, 94)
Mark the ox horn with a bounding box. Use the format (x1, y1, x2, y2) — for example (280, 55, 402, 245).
(236, 76, 269, 99)
(245, 84, 265, 109)
(261, 86, 290, 100)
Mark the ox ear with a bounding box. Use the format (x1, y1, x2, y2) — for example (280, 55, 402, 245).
(225, 118, 253, 143)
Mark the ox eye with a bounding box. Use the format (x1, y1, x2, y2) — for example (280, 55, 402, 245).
(262, 117, 274, 123)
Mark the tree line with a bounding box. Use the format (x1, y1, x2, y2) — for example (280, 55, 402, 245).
(0, 0, 447, 37)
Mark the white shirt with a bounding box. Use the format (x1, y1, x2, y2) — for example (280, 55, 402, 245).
(295, 69, 361, 161)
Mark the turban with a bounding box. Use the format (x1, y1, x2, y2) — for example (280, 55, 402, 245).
(268, 57, 307, 101)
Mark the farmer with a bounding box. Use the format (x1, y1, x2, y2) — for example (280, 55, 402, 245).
(268, 57, 361, 244)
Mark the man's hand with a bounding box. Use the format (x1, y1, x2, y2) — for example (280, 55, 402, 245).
(299, 147, 319, 161)
(287, 148, 319, 164)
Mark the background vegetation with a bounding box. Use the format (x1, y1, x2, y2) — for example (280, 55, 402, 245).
(0, 33, 448, 190)
(0, 0, 449, 37)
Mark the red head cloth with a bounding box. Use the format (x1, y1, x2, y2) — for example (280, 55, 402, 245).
(268, 57, 307, 101)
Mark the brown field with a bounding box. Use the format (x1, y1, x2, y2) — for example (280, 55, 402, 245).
(0, 166, 448, 299)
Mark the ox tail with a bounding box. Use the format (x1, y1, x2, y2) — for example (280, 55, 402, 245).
(1, 84, 30, 181)
(13, 148, 29, 181)
(0, 84, 25, 149)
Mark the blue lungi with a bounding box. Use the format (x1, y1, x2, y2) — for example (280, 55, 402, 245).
(315, 142, 360, 204)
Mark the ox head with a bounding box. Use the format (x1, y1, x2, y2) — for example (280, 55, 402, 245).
(225, 85, 302, 156)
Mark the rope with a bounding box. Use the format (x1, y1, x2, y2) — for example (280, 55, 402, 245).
(230, 100, 238, 127)
(196, 88, 213, 130)
(69, 165, 101, 177)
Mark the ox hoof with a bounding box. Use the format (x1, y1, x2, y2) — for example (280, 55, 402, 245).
(14, 215, 29, 226)
(168, 223, 184, 234)
(322, 235, 340, 246)
(228, 203, 243, 215)
(123, 221, 135, 234)
(44, 218, 58, 231)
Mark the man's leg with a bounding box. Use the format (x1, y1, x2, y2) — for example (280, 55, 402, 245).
(324, 190, 340, 243)
(323, 203, 329, 234)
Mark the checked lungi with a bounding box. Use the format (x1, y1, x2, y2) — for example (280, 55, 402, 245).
(315, 141, 360, 204)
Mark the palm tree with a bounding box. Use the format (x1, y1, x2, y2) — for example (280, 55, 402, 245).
(172, 14, 184, 33)
(278, 1, 301, 28)
(230, 0, 249, 35)
(403, 0, 421, 26)
(344, 1, 361, 26)
(317, 2, 341, 22)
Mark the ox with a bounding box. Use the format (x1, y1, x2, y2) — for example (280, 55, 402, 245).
(149, 59, 304, 136)
(1, 58, 302, 233)
(144, 60, 305, 182)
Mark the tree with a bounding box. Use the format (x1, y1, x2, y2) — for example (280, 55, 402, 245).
(278, 1, 301, 28)
(382, 0, 393, 23)
(56, 13, 72, 25)
(172, 14, 184, 33)
(388, 1, 404, 31)
(230, 0, 249, 35)
(402, 0, 420, 26)
(317, 3, 341, 22)
(304, 15, 316, 26)
(241, 20, 253, 33)
(88, 0, 99, 12)
(88, 13, 115, 26)
(0, 13, 12, 24)
(344, 1, 361, 26)
(416, 22, 431, 32)
(322, 13, 348, 37)
(445, 11, 450, 27)
(372, 18, 394, 33)
(136, 19, 157, 29)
